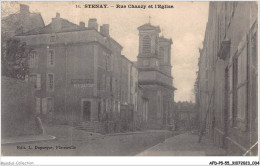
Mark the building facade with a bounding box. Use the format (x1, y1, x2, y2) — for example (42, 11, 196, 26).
(136, 23, 176, 129)
(13, 12, 146, 132)
(198, 2, 258, 155)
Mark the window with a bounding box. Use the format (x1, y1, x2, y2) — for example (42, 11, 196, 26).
(159, 47, 164, 58)
(110, 76, 113, 92)
(50, 35, 56, 43)
(48, 50, 55, 66)
(42, 98, 54, 115)
(36, 97, 41, 114)
(47, 98, 54, 114)
(42, 98, 47, 114)
(106, 76, 110, 91)
(97, 74, 102, 90)
(29, 51, 38, 68)
(106, 54, 111, 71)
(102, 74, 106, 90)
(142, 35, 151, 54)
(30, 74, 37, 88)
(36, 74, 41, 90)
(47, 73, 54, 91)
(30, 74, 41, 89)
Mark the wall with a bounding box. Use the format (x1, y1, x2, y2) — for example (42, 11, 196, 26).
(1, 77, 42, 137)
(198, 1, 258, 155)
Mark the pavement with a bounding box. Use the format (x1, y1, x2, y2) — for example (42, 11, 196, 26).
(2, 127, 173, 156)
(2, 134, 56, 145)
(106, 130, 171, 136)
(137, 131, 227, 156)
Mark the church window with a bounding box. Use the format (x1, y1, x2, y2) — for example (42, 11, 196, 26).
(142, 35, 151, 54)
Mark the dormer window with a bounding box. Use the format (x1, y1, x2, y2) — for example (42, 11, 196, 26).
(142, 35, 151, 54)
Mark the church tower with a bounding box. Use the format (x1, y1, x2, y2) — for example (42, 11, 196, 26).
(137, 23, 161, 69)
(136, 22, 176, 129)
(158, 37, 173, 77)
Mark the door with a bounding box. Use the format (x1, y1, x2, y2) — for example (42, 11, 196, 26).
(82, 101, 91, 121)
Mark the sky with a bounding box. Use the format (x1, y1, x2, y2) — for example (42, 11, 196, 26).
(2, 1, 209, 102)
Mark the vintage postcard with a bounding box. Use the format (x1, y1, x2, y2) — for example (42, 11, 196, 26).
(1, 1, 259, 165)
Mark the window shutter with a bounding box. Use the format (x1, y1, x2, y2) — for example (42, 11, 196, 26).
(36, 74, 41, 89)
(42, 98, 47, 114)
(36, 97, 41, 114)
(34, 52, 38, 68)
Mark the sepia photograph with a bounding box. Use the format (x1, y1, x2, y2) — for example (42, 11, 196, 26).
(0, 0, 258, 163)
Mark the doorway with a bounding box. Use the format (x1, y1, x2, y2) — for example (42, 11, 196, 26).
(82, 100, 91, 122)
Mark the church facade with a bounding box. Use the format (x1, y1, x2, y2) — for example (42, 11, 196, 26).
(136, 23, 176, 129)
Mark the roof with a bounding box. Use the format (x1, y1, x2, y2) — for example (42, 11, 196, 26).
(159, 36, 173, 44)
(137, 23, 161, 32)
(20, 17, 123, 49)
(2, 12, 45, 37)
(22, 18, 88, 35)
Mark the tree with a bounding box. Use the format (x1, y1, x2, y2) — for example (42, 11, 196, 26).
(2, 38, 31, 80)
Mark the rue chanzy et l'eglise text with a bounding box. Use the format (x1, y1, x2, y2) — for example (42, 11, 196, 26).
(75, 4, 174, 9)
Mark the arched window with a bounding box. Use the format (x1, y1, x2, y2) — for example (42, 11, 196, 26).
(142, 35, 151, 54)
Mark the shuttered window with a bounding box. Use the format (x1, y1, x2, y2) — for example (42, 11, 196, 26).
(142, 35, 151, 54)
(36, 97, 41, 114)
(36, 74, 41, 90)
(47, 73, 54, 91)
(48, 50, 55, 67)
(29, 51, 38, 68)
(42, 98, 47, 114)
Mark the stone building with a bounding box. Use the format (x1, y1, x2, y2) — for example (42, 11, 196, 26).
(136, 23, 176, 129)
(198, 2, 257, 155)
(13, 12, 145, 132)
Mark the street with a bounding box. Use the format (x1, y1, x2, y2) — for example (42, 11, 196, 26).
(2, 124, 174, 156)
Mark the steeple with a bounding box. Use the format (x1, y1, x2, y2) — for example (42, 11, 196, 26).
(137, 23, 161, 69)
(158, 36, 173, 76)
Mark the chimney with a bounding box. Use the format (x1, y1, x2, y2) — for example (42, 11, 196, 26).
(56, 12, 60, 18)
(100, 24, 110, 37)
(88, 18, 98, 30)
(20, 4, 29, 14)
(51, 13, 61, 32)
(79, 21, 85, 29)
